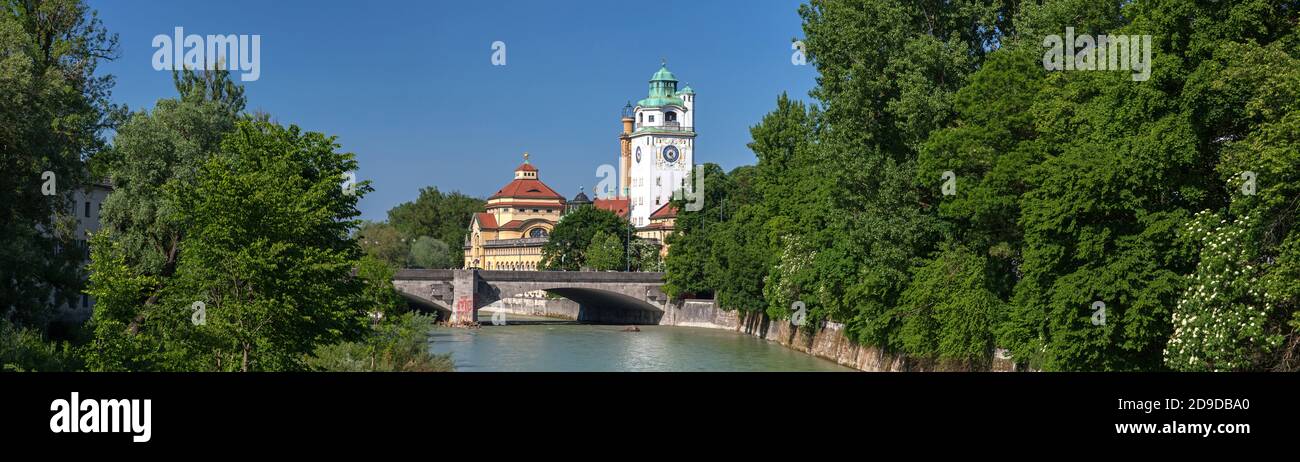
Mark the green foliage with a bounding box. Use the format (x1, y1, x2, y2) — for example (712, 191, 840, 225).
(896, 245, 1002, 368)
(663, 0, 1300, 372)
(356, 221, 408, 269)
(96, 79, 242, 277)
(1, 320, 82, 372)
(629, 238, 664, 272)
(539, 206, 632, 271)
(307, 312, 453, 372)
(408, 236, 452, 269)
(662, 163, 730, 298)
(1166, 31, 1300, 371)
(0, 0, 117, 330)
(386, 187, 483, 267)
(585, 231, 624, 271)
(86, 120, 376, 371)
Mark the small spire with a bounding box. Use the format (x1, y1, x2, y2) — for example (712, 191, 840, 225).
(661, 57, 667, 67)
(523, 151, 530, 163)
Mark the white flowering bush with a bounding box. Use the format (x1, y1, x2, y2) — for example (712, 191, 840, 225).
(763, 234, 816, 322)
(1165, 211, 1284, 371)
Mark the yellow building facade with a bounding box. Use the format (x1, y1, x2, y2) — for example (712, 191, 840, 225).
(462, 154, 566, 270)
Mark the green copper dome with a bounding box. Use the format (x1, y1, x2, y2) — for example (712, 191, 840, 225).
(641, 63, 682, 106)
(677, 84, 694, 94)
(650, 65, 677, 82)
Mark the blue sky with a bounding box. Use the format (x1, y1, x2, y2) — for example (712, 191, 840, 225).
(88, 0, 818, 221)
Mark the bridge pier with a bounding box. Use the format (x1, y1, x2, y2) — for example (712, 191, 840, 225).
(451, 269, 479, 324)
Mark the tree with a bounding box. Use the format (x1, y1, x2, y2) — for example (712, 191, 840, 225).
(585, 231, 624, 271)
(1166, 33, 1300, 371)
(538, 206, 632, 271)
(356, 221, 408, 269)
(85, 120, 375, 371)
(386, 187, 483, 265)
(895, 245, 1002, 369)
(408, 236, 452, 269)
(663, 163, 730, 298)
(630, 238, 663, 272)
(0, 0, 118, 334)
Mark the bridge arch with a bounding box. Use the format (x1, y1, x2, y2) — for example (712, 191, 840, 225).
(392, 269, 668, 324)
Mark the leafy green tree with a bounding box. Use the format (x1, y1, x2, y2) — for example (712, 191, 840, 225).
(630, 238, 663, 272)
(408, 236, 452, 269)
(387, 187, 483, 265)
(96, 79, 243, 273)
(785, 0, 1011, 344)
(585, 231, 624, 271)
(1, 319, 82, 371)
(356, 221, 408, 268)
(539, 206, 631, 271)
(1167, 31, 1300, 371)
(663, 163, 729, 297)
(0, 0, 118, 333)
(86, 120, 375, 371)
(895, 245, 1002, 369)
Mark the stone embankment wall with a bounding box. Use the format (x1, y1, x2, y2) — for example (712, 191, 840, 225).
(656, 299, 1017, 372)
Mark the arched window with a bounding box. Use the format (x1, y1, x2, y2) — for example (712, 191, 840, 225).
(665, 111, 677, 122)
(529, 228, 548, 238)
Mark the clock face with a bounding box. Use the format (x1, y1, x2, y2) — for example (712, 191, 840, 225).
(662, 145, 679, 164)
(635, 147, 641, 163)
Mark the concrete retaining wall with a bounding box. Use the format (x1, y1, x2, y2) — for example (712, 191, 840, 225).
(656, 298, 1016, 372)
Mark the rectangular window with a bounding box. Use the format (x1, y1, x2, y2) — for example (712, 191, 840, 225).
(81, 293, 88, 308)
(84, 201, 91, 218)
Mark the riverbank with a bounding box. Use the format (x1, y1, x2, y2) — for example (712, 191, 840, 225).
(656, 299, 1017, 372)
(480, 295, 1015, 371)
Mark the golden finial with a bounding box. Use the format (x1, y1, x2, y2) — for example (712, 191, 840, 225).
(523, 152, 530, 163)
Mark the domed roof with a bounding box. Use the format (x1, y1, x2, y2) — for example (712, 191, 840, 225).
(677, 84, 694, 95)
(570, 189, 591, 203)
(650, 64, 677, 82)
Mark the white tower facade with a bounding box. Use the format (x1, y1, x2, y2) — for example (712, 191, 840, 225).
(623, 64, 696, 228)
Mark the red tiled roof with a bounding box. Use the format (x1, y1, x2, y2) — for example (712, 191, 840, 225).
(486, 200, 565, 209)
(473, 212, 498, 229)
(650, 202, 678, 219)
(593, 198, 630, 218)
(489, 178, 564, 200)
(515, 162, 537, 172)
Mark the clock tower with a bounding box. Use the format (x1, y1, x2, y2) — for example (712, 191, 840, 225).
(618, 62, 696, 228)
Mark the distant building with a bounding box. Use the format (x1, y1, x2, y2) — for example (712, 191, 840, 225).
(53, 179, 112, 322)
(462, 154, 565, 270)
(638, 202, 677, 257)
(462, 63, 697, 269)
(618, 62, 695, 230)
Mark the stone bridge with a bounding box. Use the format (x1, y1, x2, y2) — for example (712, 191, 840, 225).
(392, 269, 670, 324)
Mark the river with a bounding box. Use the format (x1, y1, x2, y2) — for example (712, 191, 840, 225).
(428, 312, 854, 372)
